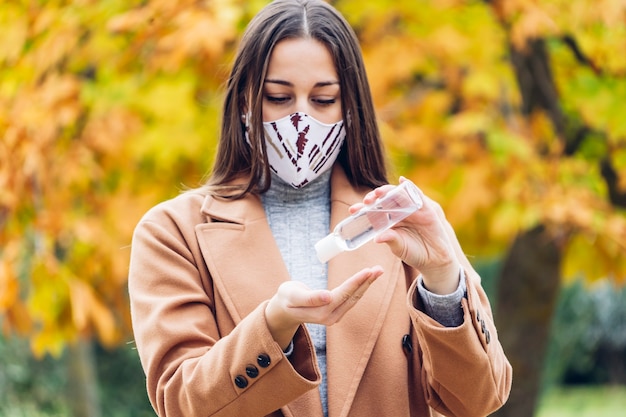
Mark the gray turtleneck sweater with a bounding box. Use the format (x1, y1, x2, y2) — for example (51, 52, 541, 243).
(261, 170, 465, 417)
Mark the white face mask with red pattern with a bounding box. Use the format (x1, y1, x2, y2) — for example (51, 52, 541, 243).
(261, 112, 345, 189)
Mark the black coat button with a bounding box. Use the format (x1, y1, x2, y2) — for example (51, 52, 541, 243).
(257, 354, 271, 368)
(246, 365, 259, 378)
(485, 329, 491, 344)
(402, 334, 413, 355)
(234, 375, 248, 389)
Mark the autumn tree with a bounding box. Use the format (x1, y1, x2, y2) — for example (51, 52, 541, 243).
(1, 0, 248, 414)
(341, 0, 626, 416)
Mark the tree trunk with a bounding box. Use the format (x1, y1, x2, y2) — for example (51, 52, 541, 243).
(66, 339, 102, 417)
(491, 225, 562, 417)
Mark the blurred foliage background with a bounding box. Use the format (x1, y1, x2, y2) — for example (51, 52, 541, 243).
(0, 0, 625, 416)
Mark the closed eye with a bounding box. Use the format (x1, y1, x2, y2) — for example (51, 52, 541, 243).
(265, 95, 290, 104)
(313, 98, 337, 106)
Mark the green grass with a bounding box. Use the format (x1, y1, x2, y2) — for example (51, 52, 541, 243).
(537, 385, 626, 417)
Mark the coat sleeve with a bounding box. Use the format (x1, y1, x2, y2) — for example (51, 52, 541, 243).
(407, 269, 512, 417)
(128, 209, 321, 417)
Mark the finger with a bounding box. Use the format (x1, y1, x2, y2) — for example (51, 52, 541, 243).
(332, 266, 383, 292)
(330, 267, 383, 306)
(348, 202, 364, 214)
(349, 184, 398, 214)
(362, 184, 396, 205)
(347, 267, 384, 300)
(327, 270, 383, 323)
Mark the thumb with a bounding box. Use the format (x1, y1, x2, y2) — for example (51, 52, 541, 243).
(303, 289, 332, 306)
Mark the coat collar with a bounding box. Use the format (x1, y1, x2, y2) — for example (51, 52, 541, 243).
(195, 165, 401, 417)
(196, 188, 287, 322)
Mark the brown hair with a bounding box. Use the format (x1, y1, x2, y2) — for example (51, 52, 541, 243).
(205, 0, 388, 198)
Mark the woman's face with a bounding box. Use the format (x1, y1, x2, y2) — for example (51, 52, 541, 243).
(262, 37, 342, 124)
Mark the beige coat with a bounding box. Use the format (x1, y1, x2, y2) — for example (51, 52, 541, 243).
(129, 166, 512, 417)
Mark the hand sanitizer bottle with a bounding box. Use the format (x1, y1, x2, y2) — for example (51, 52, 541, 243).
(315, 180, 423, 263)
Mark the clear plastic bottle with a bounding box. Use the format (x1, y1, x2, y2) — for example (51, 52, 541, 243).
(315, 180, 423, 263)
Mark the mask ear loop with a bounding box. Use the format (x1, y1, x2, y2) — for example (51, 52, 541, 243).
(241, 112, 251, 129)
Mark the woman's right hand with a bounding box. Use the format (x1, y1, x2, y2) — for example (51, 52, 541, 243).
(264, 266, 384, 349)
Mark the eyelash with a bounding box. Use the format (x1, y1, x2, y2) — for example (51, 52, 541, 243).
(265, 96, 337, 106)
(315, 98, 337, 105)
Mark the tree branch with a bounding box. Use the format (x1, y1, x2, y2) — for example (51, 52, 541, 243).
(600, 158, 626, 208)
(561, 35, 602, 75)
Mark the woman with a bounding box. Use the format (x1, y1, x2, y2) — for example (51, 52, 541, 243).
(128, 1, 512, 416)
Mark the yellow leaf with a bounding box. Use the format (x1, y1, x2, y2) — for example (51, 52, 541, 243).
(446, 163, 497, 225)
(30, 325, 72, 359)
(462, 70, 502, 103)
(69, 279, 91, 331)
(0, 5, 28, 64)
(107, 7, 154, 34)
(0, 242, 20, 311)
(490, 202, 525, 241)
(0, 263, 19, 310)
(415, 91, 454, 126)
(509, 4, 559, 50)
(387, 124, 436, 158)
(446, 111, 491, 137)
(69, 279, 119, 347)
(4, 300, 33, 336)
(90, 293, 119, 347)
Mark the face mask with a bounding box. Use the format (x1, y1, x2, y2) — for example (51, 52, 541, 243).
(262, 112, 345, 189)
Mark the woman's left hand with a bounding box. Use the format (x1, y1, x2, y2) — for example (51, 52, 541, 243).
(349, 178, 462, 295)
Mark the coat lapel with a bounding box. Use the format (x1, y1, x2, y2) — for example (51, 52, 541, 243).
(325, 168, 401, 417)
(195, 192, 289, 322)
(195, 193, 325, 417)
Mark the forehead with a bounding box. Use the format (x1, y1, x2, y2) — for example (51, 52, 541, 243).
(265, 38, 339, 86)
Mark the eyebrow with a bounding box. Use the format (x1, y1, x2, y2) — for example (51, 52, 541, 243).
(264, 79, 339, 88)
